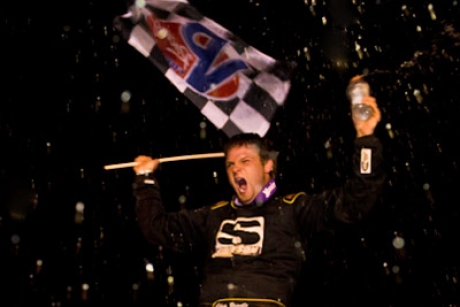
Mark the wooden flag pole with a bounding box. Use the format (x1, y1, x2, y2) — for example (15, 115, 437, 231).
(103, 152, 225, 170)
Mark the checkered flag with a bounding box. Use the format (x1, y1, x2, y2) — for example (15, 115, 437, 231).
(114, 0, 294, 137)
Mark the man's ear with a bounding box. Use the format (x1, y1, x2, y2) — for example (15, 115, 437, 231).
(264, 159, 274, 174)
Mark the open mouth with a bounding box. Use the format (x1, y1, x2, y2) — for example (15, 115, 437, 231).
(235, 177, 247, 193)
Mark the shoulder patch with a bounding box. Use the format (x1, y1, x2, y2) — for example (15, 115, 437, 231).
(211, 200, 229, 210)
(282, 192, 307, 205)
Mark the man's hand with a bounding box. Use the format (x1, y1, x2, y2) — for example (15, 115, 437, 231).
(133, 155, 160, 175)
(353, 96, 381, 138)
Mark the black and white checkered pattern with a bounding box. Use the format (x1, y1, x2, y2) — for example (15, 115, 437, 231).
(114, 0, 293, 137)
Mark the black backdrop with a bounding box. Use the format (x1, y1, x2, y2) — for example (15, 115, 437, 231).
(2, 0, 460, 306)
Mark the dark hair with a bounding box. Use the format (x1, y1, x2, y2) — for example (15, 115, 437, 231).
(223, 133, 278, 178)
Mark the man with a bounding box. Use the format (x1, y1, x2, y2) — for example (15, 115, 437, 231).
(132, 93, 384, 307)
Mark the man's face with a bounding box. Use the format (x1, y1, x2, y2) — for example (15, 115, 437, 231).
(225, 144, 273, 205)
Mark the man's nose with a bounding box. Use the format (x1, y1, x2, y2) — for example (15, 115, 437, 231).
(231, 164, 241, 173)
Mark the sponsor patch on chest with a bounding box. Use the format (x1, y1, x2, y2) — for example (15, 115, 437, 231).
(212, 216, 264, 258)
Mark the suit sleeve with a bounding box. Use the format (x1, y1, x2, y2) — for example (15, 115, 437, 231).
(293, 134, 386, 234)
(336, 134, 386, 222)
(132, 174, 209, 253)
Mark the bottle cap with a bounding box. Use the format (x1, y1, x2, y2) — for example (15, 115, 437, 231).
(346, 75, 370, 103)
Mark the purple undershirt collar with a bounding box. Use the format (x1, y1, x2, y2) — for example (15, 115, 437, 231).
(233, 178, 277, 207)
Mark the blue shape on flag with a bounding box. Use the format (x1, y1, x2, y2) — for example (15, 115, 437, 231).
(182, 23, 248, 93)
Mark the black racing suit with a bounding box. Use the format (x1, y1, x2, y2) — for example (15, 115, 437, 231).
(132, 135, 385, 307)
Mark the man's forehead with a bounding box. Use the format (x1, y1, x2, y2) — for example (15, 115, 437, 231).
(226, 144, 259, 158)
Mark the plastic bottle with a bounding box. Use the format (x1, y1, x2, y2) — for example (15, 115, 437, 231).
(346, 76, 373, 121)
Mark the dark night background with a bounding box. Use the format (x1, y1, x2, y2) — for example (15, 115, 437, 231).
(2, 0, 460, 306)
